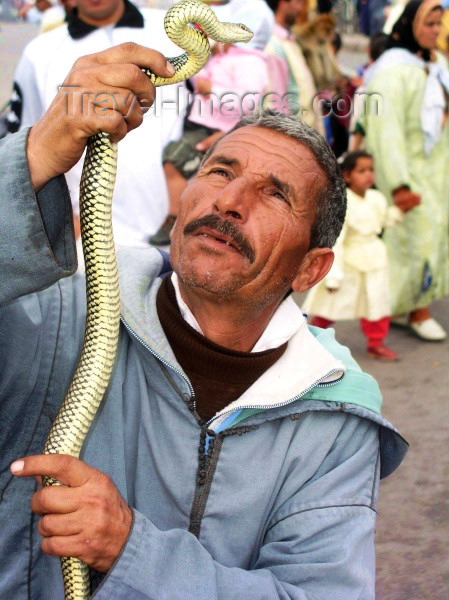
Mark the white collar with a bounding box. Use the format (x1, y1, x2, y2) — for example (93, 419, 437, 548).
(170, 271, 345, 427)
(171, 272, 304, 352)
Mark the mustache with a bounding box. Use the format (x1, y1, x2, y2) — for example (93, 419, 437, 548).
(183, 214, 255, 264)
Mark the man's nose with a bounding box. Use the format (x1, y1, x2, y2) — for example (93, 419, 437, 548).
(213, 177, 252, 221)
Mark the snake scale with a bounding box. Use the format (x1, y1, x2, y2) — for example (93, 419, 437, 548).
(42, 1, 252, 598)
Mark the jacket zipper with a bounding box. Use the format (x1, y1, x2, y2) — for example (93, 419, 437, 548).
(122, 319, 344, 537)
(188, 423, 260, 538)
(206, 370, 344, 428)
(188, 426, 220, 537)
(121, 318, 196, 405)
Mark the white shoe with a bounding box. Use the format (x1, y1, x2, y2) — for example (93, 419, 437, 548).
(409, 318, 447, 341)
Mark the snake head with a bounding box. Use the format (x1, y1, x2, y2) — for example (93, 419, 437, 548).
(235, 23, 254, 42)
(218, 22, 254, 44)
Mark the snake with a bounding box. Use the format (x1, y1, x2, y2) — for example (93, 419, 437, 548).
(41, 1, 252, 598)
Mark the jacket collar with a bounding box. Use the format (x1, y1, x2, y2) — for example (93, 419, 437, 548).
(67, 0, 144, 40)
(117, 246, 346, 408)
(171, 272, 305, 353)
(115, 246, 407, 480)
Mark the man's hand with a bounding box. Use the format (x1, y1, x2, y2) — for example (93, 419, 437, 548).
(10, 455, 132, 572)
(195, 130, 223, 152)
(27, 42, 176, 191)
(194, 77, 212, 96)
(393, 186, 421, 212)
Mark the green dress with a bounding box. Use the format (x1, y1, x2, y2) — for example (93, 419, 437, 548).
(360, 61, 449, 315)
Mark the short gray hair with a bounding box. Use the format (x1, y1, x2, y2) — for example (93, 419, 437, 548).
(201, 110, 347, 249)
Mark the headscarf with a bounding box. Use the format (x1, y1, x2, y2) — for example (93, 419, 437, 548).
(388, 0, 443, 61)
(364, 0, 449, 155)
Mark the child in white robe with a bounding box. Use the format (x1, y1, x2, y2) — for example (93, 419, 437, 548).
(304, 150, 402, 360)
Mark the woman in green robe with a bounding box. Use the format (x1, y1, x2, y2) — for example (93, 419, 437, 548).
(359, 0, 449, 341)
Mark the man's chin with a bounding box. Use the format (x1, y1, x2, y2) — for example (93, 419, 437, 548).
(176, 255, 248, 300)
(177, 269, 240, 299)
(172, 238, 250, 298)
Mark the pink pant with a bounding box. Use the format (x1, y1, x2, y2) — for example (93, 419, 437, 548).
(311, 316, 390, 348)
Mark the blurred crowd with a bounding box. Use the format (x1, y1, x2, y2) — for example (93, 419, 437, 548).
(2, 0, 449, 358)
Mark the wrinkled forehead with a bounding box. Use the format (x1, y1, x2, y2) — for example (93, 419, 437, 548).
(206, 126, 327, 200)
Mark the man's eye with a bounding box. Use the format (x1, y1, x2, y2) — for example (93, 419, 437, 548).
(210, 168, 229, 177)
(270, 189, 290, 204)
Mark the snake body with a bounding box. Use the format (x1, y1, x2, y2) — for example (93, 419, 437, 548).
(42, 1, 252, 598)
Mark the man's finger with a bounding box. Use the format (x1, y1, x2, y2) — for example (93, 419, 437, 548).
(65, 85, 148, 136)
(61, 70, 155, 118)
(38, 511, 82, 538)
(84, 63, 156, 98)
(31, 484, 80, 515)
(10, 455, 93, 487)
(75, 42, 176, 78)
(196, 131, 223, 151)
(40, 534, 90, 560)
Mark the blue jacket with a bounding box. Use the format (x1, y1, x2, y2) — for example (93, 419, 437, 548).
(0, 129, 408, 600)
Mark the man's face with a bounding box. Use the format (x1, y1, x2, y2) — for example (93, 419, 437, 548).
(282, 0, 306, 27)
(170, 126, 328, 311)
(35, 0, 53, 12)
(77, 0, 124, 26)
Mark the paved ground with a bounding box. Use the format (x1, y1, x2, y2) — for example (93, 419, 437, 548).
(317, 297, 449, 600)
(1, 19, 448, 600)
(0, 20, 37, 107)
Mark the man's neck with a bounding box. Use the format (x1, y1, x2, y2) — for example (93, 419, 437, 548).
(177, 284, 280, 353)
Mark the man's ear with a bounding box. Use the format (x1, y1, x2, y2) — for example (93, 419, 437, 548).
(291, 247, 334, 294)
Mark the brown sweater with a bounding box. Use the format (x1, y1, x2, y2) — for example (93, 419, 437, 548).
(156, 276, 287, 422)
